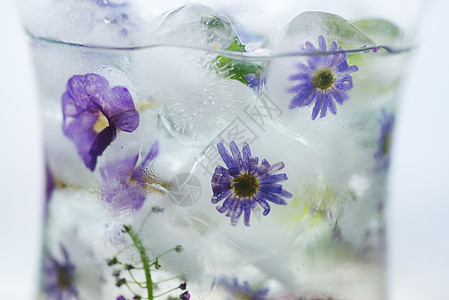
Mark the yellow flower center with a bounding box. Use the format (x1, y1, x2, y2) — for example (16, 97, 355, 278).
(93, 113, 109, 133)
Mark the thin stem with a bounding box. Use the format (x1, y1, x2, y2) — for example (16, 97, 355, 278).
(123, 281, 143, 299)
(154, 286, 180, 298)
(155, 274, 184, 284)
(112, 244, 134, 258)
(127, 269, 147, 288)
(137, 211, 154, 234)
(126, 226, 154, 300)
(155, 248, 176, 259)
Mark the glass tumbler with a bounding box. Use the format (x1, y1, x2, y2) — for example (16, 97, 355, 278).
(17, 0, 424, 299)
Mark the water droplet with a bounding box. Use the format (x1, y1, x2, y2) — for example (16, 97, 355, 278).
(104, 17, 111, 24)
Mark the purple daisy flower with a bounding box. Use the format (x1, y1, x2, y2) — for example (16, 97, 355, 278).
(288, 35, 359, 120)
(211, 141, 292, 226)
(62, 73, 140, 171)
(43, 246, 78, 300)
(99, 141, 159, 213)
(219, 277, 269, 300)
(375, 109, 395, 170)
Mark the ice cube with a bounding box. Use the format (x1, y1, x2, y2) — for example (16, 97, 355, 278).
(275, 11, 376, 54)
(352, 18, 403, 47)
(125, 4, 260, 146)
(262, 12, 384, 195)
(151, 3, 239, 49)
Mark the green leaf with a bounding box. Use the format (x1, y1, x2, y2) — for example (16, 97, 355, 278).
(212, 40, 263, 85)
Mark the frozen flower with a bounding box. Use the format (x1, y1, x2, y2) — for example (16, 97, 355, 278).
(43, 246, 77, 300)
(99, 141, 159, 213)
(375, 109, 395, 170)
(211, 141, 292, 226)
(62, 73, 139, 171)
(219, 277, 269, 300)
(288, 35, 359, 120)
(179, 291, 191, 300)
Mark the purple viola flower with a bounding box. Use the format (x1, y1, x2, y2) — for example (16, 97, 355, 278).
(43, 246, 77, 300)
(288, 35, 359, 120)
(219, 277, 269, 300)
(375, 109, 395, 170)
(211, 141, 292, 226)
(62, 73, 140, 171)
(100, 141, 159, 213)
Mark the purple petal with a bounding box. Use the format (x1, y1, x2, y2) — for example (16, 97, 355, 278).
(62, 92, 99, 168)
(318, 35, 327, 51)
(66, 74, 109, 108)
(255, 159, 270, 176)
(92, 86, 135, 119)
(335, 74, 353, 91)
(211, 188, 232, 204)
(331, 88, 349, 105)
(267, 161, 285, 174)
(89, 126, 117, 170)
(280, 189, 293, 198)
(311, 92, 324, 120)
(254, 194, 271, 216)
(263, 191, 288, 205)
(288, 72, 310, 81)
(109, 109, 140, 132)
(230, 141, 243, 173)
(132, 141, 159, 180)
(302, 41, 317, 52)
(258, 173, 288, 184)
(241, 142, 252, 172)
(288, 84, 316, 109)
(242, 199, 252, 226)
(259, 183, 283, 194)
(324, 92, 336, 116)
(217, 142, 237, 171)
(110, 184, 147, 213)
(100, 154, 138, 184)
(217, 196, 233, 213)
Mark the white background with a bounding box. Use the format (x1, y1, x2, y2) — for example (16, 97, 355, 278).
(0, 0, 448, 299)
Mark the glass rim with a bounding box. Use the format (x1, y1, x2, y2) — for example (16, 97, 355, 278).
(25, 29, 414, 61)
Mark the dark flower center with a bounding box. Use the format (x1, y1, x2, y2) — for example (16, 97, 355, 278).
(313, 69, 335, 90)
(231, 173, 259, 198)
(56, 266, 72, 289)
(234, 292, 254, 300)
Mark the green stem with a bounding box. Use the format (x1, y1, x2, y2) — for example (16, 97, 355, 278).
(154, 286, 180, 298)
(126, 226, 154, 300)
(155, 274, 183, 284)
(127, 269, 147, 288)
